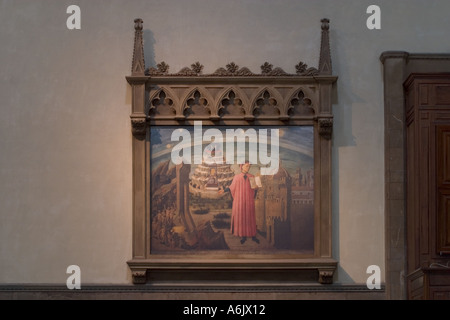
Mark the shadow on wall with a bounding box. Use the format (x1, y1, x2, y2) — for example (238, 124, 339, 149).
(143, 29, 156, 70)
(330, 27, 360, 284)
(331, 78, 358, 284)
(335, 267, 354, 284)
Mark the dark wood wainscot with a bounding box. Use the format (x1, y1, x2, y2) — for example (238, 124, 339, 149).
(407, 267, 450, 300)
(404, 73, 450, 299)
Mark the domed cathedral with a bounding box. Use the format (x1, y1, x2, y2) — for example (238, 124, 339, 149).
(189, 161, 235, 198)
(188, 144, 235, 200)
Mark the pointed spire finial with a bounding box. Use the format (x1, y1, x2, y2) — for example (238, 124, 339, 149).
(132, 18, 145, 75)
(134, 18, 143, 31)
(321, 18, 330, 31)
(318, 18, 332, 75)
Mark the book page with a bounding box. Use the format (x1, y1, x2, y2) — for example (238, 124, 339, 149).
(254, 176, 262, 188)
(249, 176, 262, 189)
(249, 176, 257, 189)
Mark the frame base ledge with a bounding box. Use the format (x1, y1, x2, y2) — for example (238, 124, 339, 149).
(127, 258, 337, 285)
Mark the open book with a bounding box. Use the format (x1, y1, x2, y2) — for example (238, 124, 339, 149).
(249, 176, 262, 189)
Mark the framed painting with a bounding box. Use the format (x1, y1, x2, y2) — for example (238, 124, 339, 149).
(150, 125, 315, 255)
(126, 18, 337, 285)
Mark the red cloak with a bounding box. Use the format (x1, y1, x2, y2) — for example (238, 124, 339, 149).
(228, 173, 257, 237)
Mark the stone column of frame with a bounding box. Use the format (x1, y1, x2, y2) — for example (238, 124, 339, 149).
(316, 18, 335, 283)
(318, 82, 333, 260)
(127, 18, 148, 283)
(318, 18, 334, 261)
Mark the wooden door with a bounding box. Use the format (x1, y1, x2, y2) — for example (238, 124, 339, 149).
(437, 125, 450, 255)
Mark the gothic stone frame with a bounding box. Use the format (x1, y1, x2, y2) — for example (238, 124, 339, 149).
(126, 18, 337, 285)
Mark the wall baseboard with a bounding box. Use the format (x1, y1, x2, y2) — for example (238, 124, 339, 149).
(0, 283, 386, 300)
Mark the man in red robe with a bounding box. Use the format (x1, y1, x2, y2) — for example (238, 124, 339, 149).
(225, 162, 259, 244)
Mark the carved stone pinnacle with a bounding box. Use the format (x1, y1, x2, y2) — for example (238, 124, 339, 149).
(134, 18, 143, 31)
(132, 18, 145, 75)
(319, 18, 332, 75)
(321, 18, 330, 31)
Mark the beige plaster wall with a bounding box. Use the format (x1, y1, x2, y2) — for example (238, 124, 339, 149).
(1, 0, 449, 285)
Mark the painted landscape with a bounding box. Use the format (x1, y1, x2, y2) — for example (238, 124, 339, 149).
(150, 126, 315, 255)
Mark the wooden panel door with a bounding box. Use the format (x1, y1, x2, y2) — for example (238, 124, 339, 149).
(437, 125, 450, 254)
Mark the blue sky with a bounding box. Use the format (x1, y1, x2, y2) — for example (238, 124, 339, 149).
(151, 125, 314, 175)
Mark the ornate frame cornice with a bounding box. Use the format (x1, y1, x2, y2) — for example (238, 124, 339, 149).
(127, 18, 336, 130)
